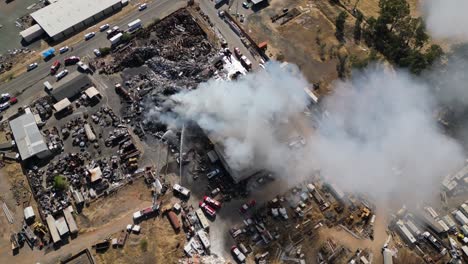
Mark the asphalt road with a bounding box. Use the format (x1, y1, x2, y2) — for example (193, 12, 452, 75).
(0, 0, 186, 113)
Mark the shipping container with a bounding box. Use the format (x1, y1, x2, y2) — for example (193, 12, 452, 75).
(64, 207, 78, 234)
(46, 215, 61, 244)
(195, 209, 210, 230)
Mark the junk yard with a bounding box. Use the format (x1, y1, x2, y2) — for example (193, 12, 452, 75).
(1, 0, 468, 264)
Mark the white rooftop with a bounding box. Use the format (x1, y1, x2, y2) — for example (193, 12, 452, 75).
(31, 0, 121, 37)
(10, 112, 49, 160)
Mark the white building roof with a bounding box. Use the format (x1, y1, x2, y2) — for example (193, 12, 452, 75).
(84, 86, 100, 98)
(30, 0, 121, 38)
(10, 112, 49, 160)
(19, 24, 43, 39)
(55, 216, 69, 236)
(53, 98, 71, 112)
(23, 206, 35, 220)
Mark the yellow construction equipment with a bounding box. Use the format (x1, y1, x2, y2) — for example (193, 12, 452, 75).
(32, 222, 48, 236)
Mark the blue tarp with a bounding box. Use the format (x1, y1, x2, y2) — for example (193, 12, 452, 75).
(42, 48, 55, 58)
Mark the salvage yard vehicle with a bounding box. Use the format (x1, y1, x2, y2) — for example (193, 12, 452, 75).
(234, 47, 242, 58)
(231, 246, 246, 263)
(206, 169, 220, 179)
(203, 196, 221, 209)
(240, 199, 256, 213)
(173, 183, 190, 199)
(199, 202, 216, 218)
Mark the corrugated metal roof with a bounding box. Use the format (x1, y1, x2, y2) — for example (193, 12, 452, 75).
(10, 112, 49, 160)
(31, 0, 121, 38)
(53, 98, 71, 112)
(55, 216, 69, 236)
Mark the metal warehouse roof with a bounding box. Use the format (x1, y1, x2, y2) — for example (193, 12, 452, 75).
(10, 112, 49, 160)
(30, 0, 121, 38)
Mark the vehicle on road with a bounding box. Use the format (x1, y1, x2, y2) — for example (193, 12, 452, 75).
(50, 60, 61, 74)
(218, 10, 225, 17)
(240, 199, 256, 213)
(77, 61, 90, 72)
(138, 3, 147, 11)
(231, 246, 246, 263)
(0, 102, 10, 111)
(203, 196, 221, 209)
(207, 169, 220, 179)
(199, 202, 216, 218)
(84, 32, 95, 40)
(55, 69, 68, 80)
(128, 19, 142, 32)
(59, 46, 69, 53)
(0, 93, 10, 103)
(99, 24, 110, 31)
(27, 63, 38, 71)
(93, 49, 101, 57)
(9, 97, 17, 105)
(234, 47, 242, 58)
(42, 48, 55, 60)
(64, 56, 80, 65)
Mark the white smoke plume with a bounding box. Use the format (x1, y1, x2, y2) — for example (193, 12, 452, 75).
(155, 61, 465, 202)
(423, 0, 468, 39)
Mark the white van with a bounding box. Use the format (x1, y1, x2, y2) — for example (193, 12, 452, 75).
(44, 81, 53, 92)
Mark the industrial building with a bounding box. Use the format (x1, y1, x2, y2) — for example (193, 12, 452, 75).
(51, 73, 93, 101)
(26, 0, 123, 41)
(10, 110, 51, 160)
(395, 220, 416, 246)
(19, 24, 45, 43)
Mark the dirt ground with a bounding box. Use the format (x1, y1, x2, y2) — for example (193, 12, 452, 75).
(340, 0, 421, 18)
(245, 0, 369, 94)
(76, 179, 153, 230)
(93, 214, 185, 264)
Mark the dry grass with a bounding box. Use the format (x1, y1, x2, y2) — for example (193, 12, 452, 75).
(94, 212, 185, 264)
(342, 0, 421, 18)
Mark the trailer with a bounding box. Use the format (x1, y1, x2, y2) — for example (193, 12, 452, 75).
(128, 19, 142, 32)
(197, 230, 210, 250)
(84, 123, 96, 142)
(46, 215, 61, 244)
(195, 209, 210, 230)
(110, 32, 123, 46)
(63, 207, 78, 234)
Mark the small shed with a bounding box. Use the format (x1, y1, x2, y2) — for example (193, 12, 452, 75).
(89, 167, 102, 183)
(23, 206, 35, 221)
(84, 86, 100, 99)
(20, 24, 44, 42)
(53, 98, 71, 112)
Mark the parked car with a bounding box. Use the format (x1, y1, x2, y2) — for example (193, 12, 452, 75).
(242, 2, 249, 8)
(99, 24, 110, 31)
(27, 62, 38, 71)
(204, 196, 221, 209)
(138, 3, 147, 11)
(64, 56, 80, 65)
(9, 97, 18, 105)
(93, 49, 101, 57)
(0, 102, 10, 111)
(55, 69, 68, 80)
(84, 32, 95, 40)
(206, 169, 220, 179)
(234, 47, 242, 58)
(50, 60, 61, 74)
(199, 202, 216, 218)
(231, 246, 246, 263)
(0, 93, 10, 103)
(240, 199, 256, 213)
(59, 46, 69, 53)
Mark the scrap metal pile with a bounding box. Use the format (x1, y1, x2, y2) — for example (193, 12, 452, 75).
(100, 9, 218, 139)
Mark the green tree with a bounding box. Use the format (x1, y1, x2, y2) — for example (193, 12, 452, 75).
(378, 0, 410, 31)
(99, 47, 111, 56)
(335, 11, 348, 42)
(53, 175, 68, 191)
(354, 10, 363, 42)
(121, 32, 132, 43)
(424, 44, 443, 65)
(336, 53, 349, 79)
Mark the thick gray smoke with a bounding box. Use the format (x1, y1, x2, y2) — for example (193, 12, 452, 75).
(169, 62, 309, 171)
(423, 0, 468, 39)
(310, 66, 464, 200)
(157, 61, 465, 202)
